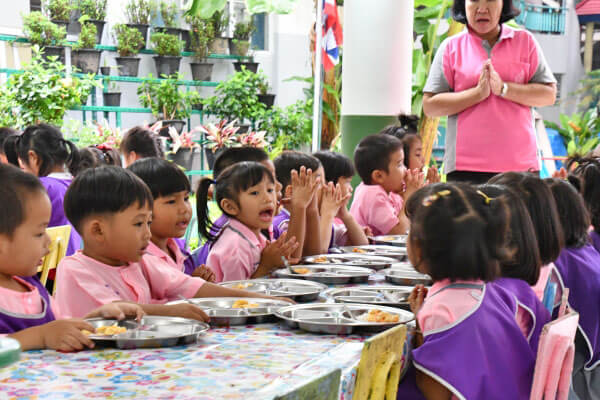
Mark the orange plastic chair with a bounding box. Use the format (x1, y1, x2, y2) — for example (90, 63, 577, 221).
(37, 225, 71, 295)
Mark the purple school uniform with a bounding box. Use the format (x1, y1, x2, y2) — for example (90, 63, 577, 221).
(554, 244, 600, 370)
(191, 215, 229, 268)
(0, 276, 56, 333)
(591, 230, 600, 254)
(398, 283, 535, 400)
(39, 176, 81, 256)
(272, 209, 290, 240)
(492, 277, 550, 353)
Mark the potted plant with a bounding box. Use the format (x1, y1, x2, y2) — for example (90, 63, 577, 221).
(102, 81, 121, 107)
(125, 0, 152, 48)
(137, 73, 197, 135)
(77, 0, 107, 44)
(71, 16, 101, 74)
(166, 128, 199, 170)
(43, 0, 71, 30)
(150, 32, 183, 76)
(22, 12, 67, 63)
(100, 59, 110, 76)
(262, 101, 312, 155)
(257, 73, 275, 108)
(230, 20, 255, 57)
(188, 15, 215, 81)
(113, 24, 144, 77)
(208, 9, 229, 54)
(155, 0, 180, 36)
(197, 119, 241, 168)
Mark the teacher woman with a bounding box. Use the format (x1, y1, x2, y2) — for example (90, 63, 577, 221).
(423, 0, 557, 184)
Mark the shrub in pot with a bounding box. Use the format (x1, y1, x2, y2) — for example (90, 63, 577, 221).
(113, 24, 144, 77)
(257, 75, 275, 109)
(44, 0, 71, 29)
(125, 0, 152, 48)
(22, 12, 67, 63)
(103, 81, 121, 107)
(154, 0, 180, 38)
(71, 17, 101, 74)
(230, 20, 255, 57)
(207, 10, 229, 54)
(151, 32, 183, 76)
(77, 0, 107, 44)
(187, 15, 215, 81)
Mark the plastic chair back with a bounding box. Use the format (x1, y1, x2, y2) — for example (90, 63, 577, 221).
(38, 225, 71, 295)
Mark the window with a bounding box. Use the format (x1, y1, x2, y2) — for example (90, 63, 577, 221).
(30, 0, 42, 12)
(229, 1, 268, 51)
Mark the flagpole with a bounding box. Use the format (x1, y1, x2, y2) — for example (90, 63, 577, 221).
(312, 0, 324, 152)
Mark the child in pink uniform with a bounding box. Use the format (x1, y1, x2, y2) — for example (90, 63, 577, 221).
(119, 126, 164, 167)
(350, 134, 423, 236)
(0, 164, 143, 351)
(55, 166, 288, 319)
(198, 162, 299, 282)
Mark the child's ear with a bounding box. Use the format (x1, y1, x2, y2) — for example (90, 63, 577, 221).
(371, 169, 385, 185)
(87, 218, 107, 243)
(220, 198, 240, 217)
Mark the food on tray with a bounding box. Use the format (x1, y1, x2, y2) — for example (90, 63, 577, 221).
(232, 300, 259, 309)
(358, 309, 400, 323)
(233, 283, 252, 289)
(293, 268, 311, 274)
(313, 256, 328, 263)
(82, 324, 127, 336)
(352, 247, 368, 253)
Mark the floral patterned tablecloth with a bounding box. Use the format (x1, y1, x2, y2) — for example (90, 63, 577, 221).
(0, 323, 368, 400)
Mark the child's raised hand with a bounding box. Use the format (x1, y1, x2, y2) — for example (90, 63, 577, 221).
(163, 303, 210, 322)
(43, 319, 96, 352)
(257, 232, 300, 275)
(363, 226, 373, 237)
(192, 265, 217, 282)
(290, 167, 318, 209)
(426, 166, 440, 184)
(552, 167, 568, 180)
(321, 182, 347, 218)
(85, 302, 145, 322)
(403, 168, 425, 199)
(408, 284, 428, 315)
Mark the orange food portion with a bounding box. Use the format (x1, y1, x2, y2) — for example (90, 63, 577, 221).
(352, 247, 367, 253)
(314, 256, 328, 263)
(293, 268, 311, 274)
(232, 299, 259, 309)
(366, 309, 399, 323)
(83, 325, 127, 336)
(233, 283, 252, 289)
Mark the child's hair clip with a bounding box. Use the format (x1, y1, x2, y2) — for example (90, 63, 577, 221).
(476, 190, 493, 205)
(422, 189, 451, 207)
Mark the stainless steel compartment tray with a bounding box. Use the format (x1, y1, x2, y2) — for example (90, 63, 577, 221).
(369, 235, 408, 247)
(85, 316, 209, 349)
(336, 245, 408, 261)
(275, 303, 414, 334)
(325, 286, 413, 308)
(167, 297, 292, 326)
(274, 265, 375, 284)
(219, 279, 327, 302)
(303, 253, 396, 270)
(384, 268, 432, 286)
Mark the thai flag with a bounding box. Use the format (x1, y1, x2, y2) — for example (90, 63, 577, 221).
(322, 0, 343, 71)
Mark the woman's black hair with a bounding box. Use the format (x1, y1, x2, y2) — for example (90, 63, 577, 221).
(409, 182, 510, 282)
(452, 0, 521, 25)
(478, 184, 541, 285)
(120, 126, 164, 159)
(196, 161, 274, 242)
(64, 166, 153, 233)
(354, 134, 403, 184)
(489, 172, 564, 265)
(571, 157, 600, 233)
(0, 127, 17, 156)
(2, 134, 21, 167)
(0, 164, 46, 237)
(128, 157, 191, 199)
(545, 178, 590, 249)
(313, 151, 355, 184)
(16, 124, 80, 176)
(274, 151, 321, 193)
(213, 146, 269, 179)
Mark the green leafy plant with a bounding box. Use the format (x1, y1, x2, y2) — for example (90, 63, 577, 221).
(113, 24, 144, 56)
(22, 11, 67, 47)
(151, 32, 183, 56)
(571, 71, 600, 113)
(545, 110, 600, 156)
(44, 0, 72, 21)
(0, 47, 99, 128)
(73, 16, 97, 49)
(262, 101, 311, 155)
(125, 0, 152, 24)
(159, 0, 178, 27)
(203, 67, 267, 122)
(62, 119, 122, 147)
(187, 15, 214, 61)
(185, 0, 298, 18)
(209, 9, 229, 37)
(137, 73, 199, 120)
(77, 0, 107, 20)
(257, 74, 270, 95)
(233, 20, 255, 41)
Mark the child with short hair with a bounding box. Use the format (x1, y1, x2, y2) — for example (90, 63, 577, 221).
(15, 124, 82, 258)
(313, 151, 368, 249)
(571, 157, 600, 253)
(198, 162, 299, 282)
(0, 164, 143, 351)
(398, 183, 535, 399)
(0, 127, 17, 165)
(350, 134, 423, 236)
(77, 144, 122, 174)
(546, 177, 600, 399)
(55, 166, 285, 320)
(128, 158, 214, 280)
(119, 126, 164, 167)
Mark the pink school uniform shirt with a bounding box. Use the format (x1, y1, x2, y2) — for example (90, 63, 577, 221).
(55, 251, 205, 317)
(349, 183, 402, 236)
(144, 238, 187, 273)
(206, 218, 268, 283)
(0, 277, 62, 317)
(424, 25, 556, 174)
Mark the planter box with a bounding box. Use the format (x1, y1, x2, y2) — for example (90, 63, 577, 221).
(190, 62, 214, 81)
(103, 92, 121, 107)
(209, 37, 229, 54)
(126, 23, 150, 48)
(87, 19, 106, 44)
(153, 56, 181, 77)
(41, 46, 65, 64)
(233, 61, 259, 73)
(115, 56, 141, 77)
(258, 94, 276, 109)
(229, 39, 250, 57)
(71, 49, 101, 74)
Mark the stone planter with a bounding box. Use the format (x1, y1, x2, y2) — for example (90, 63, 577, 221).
(126, 23, 150, 48)
(209, 37, 229, 54)
(71, 49, 101, 74)
(153, 56, 181, 77)
(87, 19, 106, 44)
(229, 39, 250, 57)
(115, 56, 141, 77)
(41, 46, 65, 64)
(103, 92, 121, 107)
(233, 61, 259, 73)
(190, 62, 214, 81)
(258, 94, 276, 109)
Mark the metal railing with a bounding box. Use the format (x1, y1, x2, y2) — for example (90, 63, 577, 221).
(516, 0, 568, 34)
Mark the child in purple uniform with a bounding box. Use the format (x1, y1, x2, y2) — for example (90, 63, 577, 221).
(15, 124, 82, 258)
(570, 157, 600, 254)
